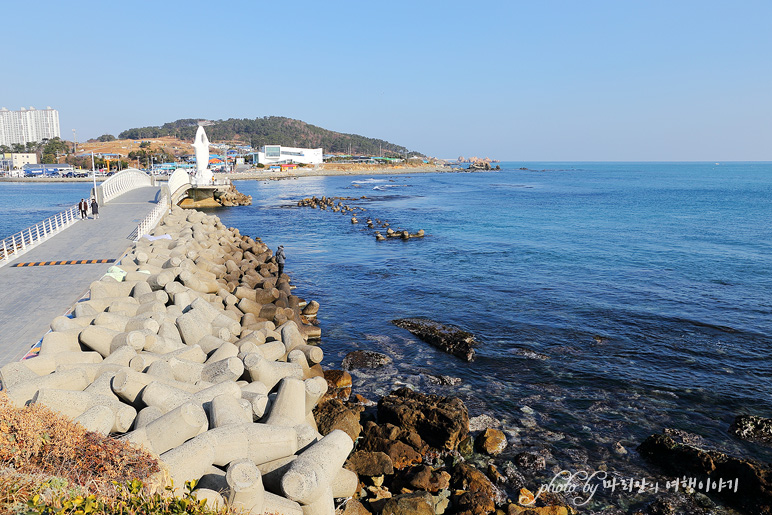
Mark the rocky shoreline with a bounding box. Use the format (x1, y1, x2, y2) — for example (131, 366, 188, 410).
(1, 207, 769, 515)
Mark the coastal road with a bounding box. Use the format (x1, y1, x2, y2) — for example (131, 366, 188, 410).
(0, 186, 161, 366)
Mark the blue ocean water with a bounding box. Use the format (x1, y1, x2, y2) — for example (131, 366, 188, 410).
(0, 182, 90, 237)
(211, 162, 772, 499)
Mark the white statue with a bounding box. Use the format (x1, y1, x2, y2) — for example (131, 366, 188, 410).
(192, 125, 213, 184)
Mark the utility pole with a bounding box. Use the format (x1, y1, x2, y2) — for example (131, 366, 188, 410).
(91, 151, 97, 194)
(72, 129, 77, 154)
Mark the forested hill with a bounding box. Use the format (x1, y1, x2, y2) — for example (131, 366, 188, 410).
(118, 117, 422, 157)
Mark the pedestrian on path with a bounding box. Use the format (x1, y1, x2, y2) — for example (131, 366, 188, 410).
(78, 198, 88, 219)
(91, 198, 99, 219)
(275, 245, 285, 277)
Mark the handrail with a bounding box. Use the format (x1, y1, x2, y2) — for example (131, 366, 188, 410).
(134, 194, 169, 241)
(98, 169, 153, 204)
(0, 204, 80, 266)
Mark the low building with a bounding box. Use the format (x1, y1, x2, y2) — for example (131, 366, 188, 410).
(1, 152, 38, 169)
(257, 145, 323, 166)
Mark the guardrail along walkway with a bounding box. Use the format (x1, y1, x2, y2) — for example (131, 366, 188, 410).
(0, 186, 161, 366)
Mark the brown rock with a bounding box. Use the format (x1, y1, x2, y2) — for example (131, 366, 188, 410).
(345, 450, 394, 476)
(339, 499, 372, 515)
(452, 463, 506, 507)
(385, 440, 423, 470)
(380, 492, 435, 515)
(323, 369, 352, 401)
(378, 387, 469, 451)
(476, 428, 507, 456)
(325, 369, 352, 389)
(398, 465, 451, 493)
(313, 399, 363, 441)
(453, 490, 495, 515)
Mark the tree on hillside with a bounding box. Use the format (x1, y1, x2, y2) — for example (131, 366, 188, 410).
(97, 134, 116, 142)
(41, 137, 70, 164)
(118, 117, 422, 157)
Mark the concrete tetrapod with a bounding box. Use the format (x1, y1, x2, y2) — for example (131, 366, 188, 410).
(280, 430, 354, 505)
(32, 388, 136, 433)
(225, 459, 264, 513)
(122, 402, 208, 454)
(160, 423, 299, 490)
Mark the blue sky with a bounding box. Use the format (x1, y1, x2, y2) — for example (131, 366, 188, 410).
(4, 0, 770, 160)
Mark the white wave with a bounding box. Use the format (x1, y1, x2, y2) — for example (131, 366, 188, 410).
(351, 178, 387, 184)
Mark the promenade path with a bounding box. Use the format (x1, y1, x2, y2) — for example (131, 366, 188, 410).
(0, 186, 161, 366)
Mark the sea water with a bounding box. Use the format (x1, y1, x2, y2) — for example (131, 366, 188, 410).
(2, 163, 770, 508)
(0, 182, 91, 238)
(212, 162, 772, 507)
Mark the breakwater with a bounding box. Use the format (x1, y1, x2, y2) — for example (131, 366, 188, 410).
(0, 206, 355, 513)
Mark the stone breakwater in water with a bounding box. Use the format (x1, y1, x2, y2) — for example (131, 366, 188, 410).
(0, 206, 352, 514)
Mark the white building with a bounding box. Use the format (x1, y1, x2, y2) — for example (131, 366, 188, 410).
(0, 107, 61, 147)
(257, 145, 323, 165)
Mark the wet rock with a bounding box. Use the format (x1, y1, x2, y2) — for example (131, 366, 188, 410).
(379, 491, 435, 515)
(342, 350, 392, 370)
(391, 318, 476, 362)
(313, 398, 363, 441)
(476, 428, 507, 456)
(323, 369, 352, 401)
(638, 431, 772, 514)
(514, 452, 546, 471)
(662, 427, 706, 447)
(452, 462, 507, 508)
(378, 387, 469, 451)
(345, 450, 394, 476)
(458, 435, 474, 456)
(469, 414, 501, 432)
(422, 372, 462, 386)
(500, 462, 527, 491)
(644, 493, 712, 515)
(729, 415, 772, 445)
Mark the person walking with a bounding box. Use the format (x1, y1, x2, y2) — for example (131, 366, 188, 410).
(275, 245, 286, 278)
(78, 198, 87, 219)
(91, 198, 99, 219)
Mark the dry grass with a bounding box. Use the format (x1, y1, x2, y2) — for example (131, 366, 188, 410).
(0, 392, 159, 502)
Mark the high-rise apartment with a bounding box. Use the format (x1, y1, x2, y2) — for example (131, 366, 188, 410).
(0, 107, 61, 146)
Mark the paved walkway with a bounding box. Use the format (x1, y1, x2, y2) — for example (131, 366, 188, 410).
(0, 186, 160, 366)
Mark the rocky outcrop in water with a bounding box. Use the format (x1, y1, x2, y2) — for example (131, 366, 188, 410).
(638, 429, 772, 514)
(391, 318, 476, 362)
(729, 414, 772, 446)
(213, 184, 252, 206)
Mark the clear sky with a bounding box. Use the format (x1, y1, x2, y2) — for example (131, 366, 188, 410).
(4, 0, 770, 160)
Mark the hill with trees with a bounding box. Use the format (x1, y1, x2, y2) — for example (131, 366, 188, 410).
(118, 117, 423, 157)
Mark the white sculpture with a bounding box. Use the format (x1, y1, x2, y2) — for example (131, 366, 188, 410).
(192, 125, 213, 184)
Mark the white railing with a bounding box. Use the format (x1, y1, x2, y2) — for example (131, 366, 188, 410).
(168, 168, 191, 197)
(99, 169, 153, 204)
(134, 194, 168, 241)
(0, 204, 80, 266)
